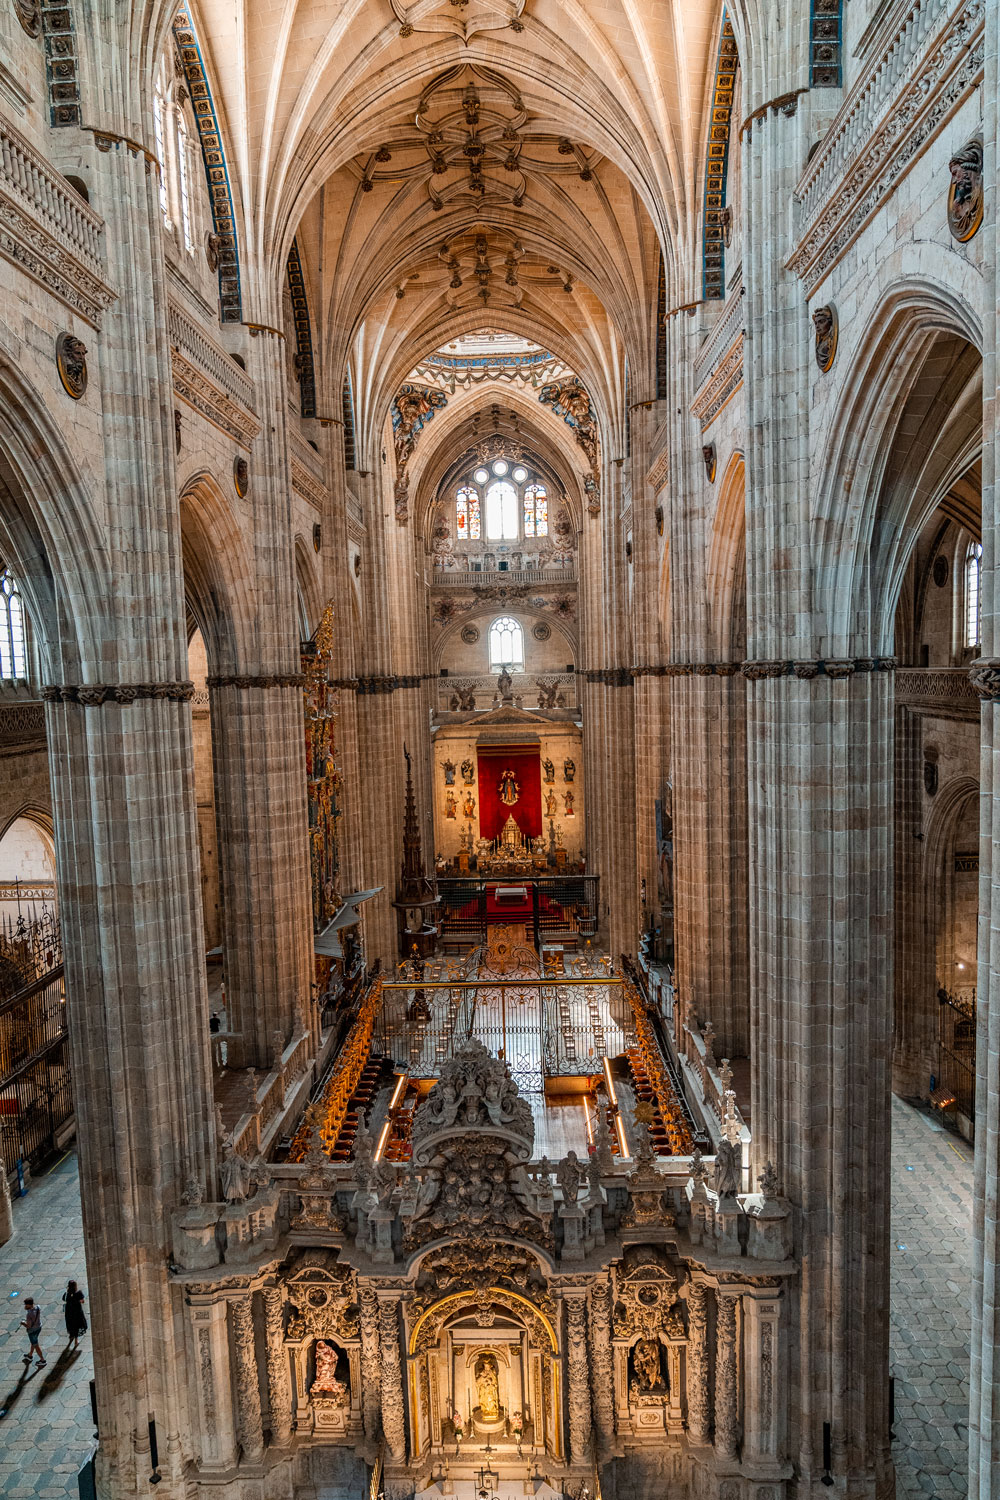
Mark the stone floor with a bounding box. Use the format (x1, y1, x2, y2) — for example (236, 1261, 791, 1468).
(0, 1152, 95, 1498)
(890, 1095, 972, 1498)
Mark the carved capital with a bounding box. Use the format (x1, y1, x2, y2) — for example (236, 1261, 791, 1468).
(741, 659, 788, 681)
(970, 659, 1000, 701)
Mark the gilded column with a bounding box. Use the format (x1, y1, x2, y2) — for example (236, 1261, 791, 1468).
(262, 1286, 293, 1445)
(588, 1278, 615, 1454)
(361, 1284, 382, 1442)
(685, 1280, 712, 1443)
(379, 1296, 406, 1460)
(564, 1292, 592, 1464)
(714, 1290, 740, 1462)
(231, 1295, 265, 1463)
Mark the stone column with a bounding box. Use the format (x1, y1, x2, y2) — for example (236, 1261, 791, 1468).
(208, 679, 312, 1067)
(0, 1154, 12, 1246)
(685, 1280, 712, 1443)
(564, 1291, 592, 1464)
(186, 1299, 239, 1472)
(360, 1285, 382, 1443)
(588, 1278, 615, 1454)
(970, 9, 1000, 1495)
(379, 1295, 406, 1461)
(262, 1287, 293, 1445)
(230, 1294, 264, 1463)
(742, 1288, 782, 1465)
(713, 1290, 739, 1463)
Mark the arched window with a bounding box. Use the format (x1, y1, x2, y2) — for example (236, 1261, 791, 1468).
(485, 481, 518, 540)
(177, 120, 194, 252)
(489, 616, 524, 672)
(965, 541, 982, 648)
(524, 483, 548, 537)
(0, 569, 27, 680)
(456, 485, 481, 541)
(153, 85, 170, 225)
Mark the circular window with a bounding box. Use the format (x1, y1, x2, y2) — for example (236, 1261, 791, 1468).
(512, 466, 528, 483)
(492, 459, 509, 476)
(474, 467, 489, 484)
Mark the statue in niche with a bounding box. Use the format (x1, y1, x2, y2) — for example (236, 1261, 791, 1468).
(475, 1352, 501, 1422)
(563, 791, 575, 817)
(632, 1337, 665, 1393)
(542, 757, 555, 783)
(443, 760, 456, 785)
(563, 758, 575, 782)
(948, 138, 984, 242)
(462, 759, 476, 785)
(463, 791, 477, 819)
(499, 768, 520, 806)
(311, 1340, 349, 1404)
(445, 791, 458, 819)
(545, 789, 557, 819)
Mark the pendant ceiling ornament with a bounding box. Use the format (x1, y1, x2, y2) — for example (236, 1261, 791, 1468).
(355, 65, 600, 214)
(388, 0, 526, 46)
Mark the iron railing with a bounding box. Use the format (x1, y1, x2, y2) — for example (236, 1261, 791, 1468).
(938, 986, 975, 1123)
(437, 875, 599, 949)
(0, 910, 69, 1176)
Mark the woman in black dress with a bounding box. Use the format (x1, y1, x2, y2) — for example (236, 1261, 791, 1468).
(63, 1280, 87, 1350)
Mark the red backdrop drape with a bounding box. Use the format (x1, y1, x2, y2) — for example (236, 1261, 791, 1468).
(477, 747, 542, 840)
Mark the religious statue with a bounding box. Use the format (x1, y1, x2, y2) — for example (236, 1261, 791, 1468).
(563, 758, 576, 782)
(220, 1138, 254, 1203)
(713, 1135, 742, 1199)
(311, 1339, 349, 1404)
(497, 665, 514, 701)
(445, 791, 457, 819)
(462, 791, 477, 819)
(544, 789, 557, 818)
(702, 442, 717, 482)
(542, 757, 555, 783)
(443, 760, 456, 785)
(475, 1352, 501, 1422)
(499, 767, 520, 806)
(812, 304, 838, 373)
(556, 1150, 584, 1205)
(461, 759, 476, 784)
(563, 790, 575, 817)
(632, 1337, 664, 1392)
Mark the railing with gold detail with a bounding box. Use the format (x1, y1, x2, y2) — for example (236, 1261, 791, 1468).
(287, 978, 382, 1161)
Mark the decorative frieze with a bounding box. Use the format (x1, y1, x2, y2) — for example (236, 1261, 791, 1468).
(291, 456, 327, 511)
(789, 0, 985, 293)
(690, 334, 744, 432)
(40, 0, 80, 126)
(0, 114, 114, 326)
(206, 674, 305, 690)
(42, 681, 196, 704)
(896, 667, 979, 705)
(741, 656, 896, 680)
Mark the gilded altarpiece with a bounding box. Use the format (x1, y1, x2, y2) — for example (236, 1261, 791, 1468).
(302, 603, 342, 966)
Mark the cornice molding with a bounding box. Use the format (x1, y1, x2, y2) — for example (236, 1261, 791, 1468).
(741, 657, 897, 680)
(42, 681, 195, 704)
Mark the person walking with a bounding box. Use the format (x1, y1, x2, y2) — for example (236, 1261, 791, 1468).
(62, 1280, 87, 1351)
(20, 1298, 45, 1368)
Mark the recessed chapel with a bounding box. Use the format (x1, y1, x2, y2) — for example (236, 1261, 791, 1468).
(0, 1, 994, 1498)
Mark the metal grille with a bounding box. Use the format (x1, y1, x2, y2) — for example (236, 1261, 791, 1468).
(938, 987, 975, 1124)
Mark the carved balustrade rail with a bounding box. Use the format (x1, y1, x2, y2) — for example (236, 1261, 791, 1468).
(1, 115, 105, 266)
(432, 566, 577, 588)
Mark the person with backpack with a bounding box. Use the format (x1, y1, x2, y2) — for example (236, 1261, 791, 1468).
(20, 1299, 45, 1369)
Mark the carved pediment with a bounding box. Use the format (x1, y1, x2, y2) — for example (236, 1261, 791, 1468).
(613, 1247, 685, 1341)
(411, 1036, 534, 1161)
(284, 1257, 360, 1343)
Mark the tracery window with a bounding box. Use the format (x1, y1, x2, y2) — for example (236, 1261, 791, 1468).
(965, 541, 982, 649)
(177, 121, 194, 252)
(489, 615, 524, 672)
(523, 483, 548, 537)
(0, 569, 27, 680)
(456, 485, 481, 540)
(153, 87, 170, 225)
(485, 481, 518, 540)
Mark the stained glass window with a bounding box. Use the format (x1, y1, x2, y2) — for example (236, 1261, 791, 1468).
(486, 481, 518, 540)
(966, 541, 982, 648)
(524, 483, 548, 537)
(457, 486, 480, 540)
(0, 569, 27, 680)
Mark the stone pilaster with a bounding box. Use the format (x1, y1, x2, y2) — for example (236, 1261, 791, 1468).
(564, 1291, 592, 1464)
(588, 1277, 615, 1454)
(742, 1288, 782, 1466)
(970, 2, 1000, 1491)
(358, 1285, 382, 1445)
(230, 1294, 264, 1463)
(685, 1279, 712, 1443)
(261, 1286, 293, 1446)
(186, 1299, 239, 1473)
(714, 1289, 740, 1463)
(379, 1295, 406, 1461)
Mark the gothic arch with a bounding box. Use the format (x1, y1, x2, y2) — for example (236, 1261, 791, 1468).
(294, 534, 324, 640)
(179, 475, 256, 674)
(811, 280, 982, 655)
(706, 449, 746, 659)
(408, 1287, 559, 1357)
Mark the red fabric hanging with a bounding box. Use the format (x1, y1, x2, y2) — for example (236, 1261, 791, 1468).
(476, 747, 542, 840)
